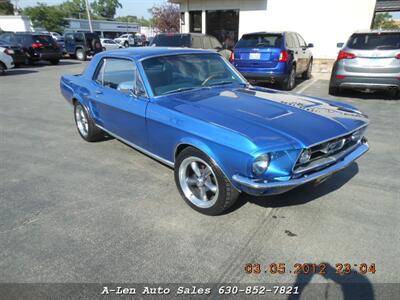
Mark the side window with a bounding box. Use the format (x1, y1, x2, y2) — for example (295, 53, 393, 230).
(74, 33, 84, 43)
(192, 36, 202, 48)
(65, 33, 74, 42)
(285, 34, 293, 48)
(296, 34, 306, 48)
(203, 37, 212, 49)
(211, 37, 222, 49)
(94, 58, 146, 96)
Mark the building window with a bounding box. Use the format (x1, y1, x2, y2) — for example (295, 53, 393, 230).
(206, 10, 239, 49)
(189, 11, 202, 33)
(372, 11, 400, 29)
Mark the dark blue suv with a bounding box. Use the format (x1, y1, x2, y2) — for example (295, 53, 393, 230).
(231, 31, 314, 90)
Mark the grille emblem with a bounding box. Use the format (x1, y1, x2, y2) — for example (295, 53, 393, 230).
(322, 139, 346, 154)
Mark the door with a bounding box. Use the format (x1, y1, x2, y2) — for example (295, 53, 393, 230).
(89, 57, 149, 148)
(64, 33, 75, 54)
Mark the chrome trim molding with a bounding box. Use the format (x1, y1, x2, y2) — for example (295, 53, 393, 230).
(232, 143, 369, 190)
(96, 124, 175, 168)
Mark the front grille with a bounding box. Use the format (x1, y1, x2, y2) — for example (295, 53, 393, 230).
(293, 129, 365, 175)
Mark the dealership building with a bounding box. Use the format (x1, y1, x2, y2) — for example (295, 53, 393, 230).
(172, 0, 400, 58)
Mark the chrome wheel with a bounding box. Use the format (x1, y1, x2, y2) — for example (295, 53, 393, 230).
(76, 50, 85, 61)
(178, 157, 219, 208)
(75, 105, 89, 137)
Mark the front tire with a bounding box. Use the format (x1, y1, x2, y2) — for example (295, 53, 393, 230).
(0, 62, 5, 75)
(174, 147, 239, 215)
(49, 59, 60, 65)
(74, 103, 104, 142)
(124, 41, 129, 48)
(302, 59, 313, 79)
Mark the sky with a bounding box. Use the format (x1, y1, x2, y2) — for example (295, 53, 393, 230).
(18, 0, 168, 18)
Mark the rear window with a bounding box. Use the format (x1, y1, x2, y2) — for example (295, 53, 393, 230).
(33, 35, 54, 44)
(347, 33, 400, 50)
(236, 34, 283, 48)
(151, 34, 191, 47)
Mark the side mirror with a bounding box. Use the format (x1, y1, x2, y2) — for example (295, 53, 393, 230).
(307, 43, 314, 48)
(337, 42, 344, 48)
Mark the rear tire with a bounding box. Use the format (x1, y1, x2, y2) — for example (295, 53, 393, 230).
(174, 147, 239, 215)
(74, 103, 104, 142)
(49, 59, 60, 65)
(329, 84, 340, 96)
(75, 49, 87, 61)
(282, 65, 296, 90)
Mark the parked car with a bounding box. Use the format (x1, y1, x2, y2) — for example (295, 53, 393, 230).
(231, 31, 314, 90)
(329, 29, 400, 98)
(150, 33, 232, 60)
(64, 32, 102, 61)
(0, 45, 14, 75)
(114, 34, 136, 48)
(0, 32, 61, 65)
(100, 38, 123, 51)
(0, 38, 27, 66)
(60, 48, 369, 215)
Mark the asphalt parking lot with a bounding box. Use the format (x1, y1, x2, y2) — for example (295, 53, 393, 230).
(0, 61, 399, 292)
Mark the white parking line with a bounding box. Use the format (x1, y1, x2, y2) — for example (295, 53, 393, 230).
(296, 78, 318, 94)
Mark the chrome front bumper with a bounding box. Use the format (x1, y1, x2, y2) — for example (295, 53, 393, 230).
(232, 142, 369, 196)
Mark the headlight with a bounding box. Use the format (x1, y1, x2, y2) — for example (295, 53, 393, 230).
(351, 130, 363, 142)
(298, 149, 311, 164)
(252, 154, 270, 175)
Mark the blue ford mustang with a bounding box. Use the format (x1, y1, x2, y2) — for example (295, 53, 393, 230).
(60, 47, 369, 215)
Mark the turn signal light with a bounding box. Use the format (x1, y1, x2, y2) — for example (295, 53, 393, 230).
(279, 50, 289, 62)
(337, 50, 356, 60)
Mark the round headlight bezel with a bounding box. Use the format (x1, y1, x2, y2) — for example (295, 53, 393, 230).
(298, 149, 311, 165)
(252, 154, 270, 175)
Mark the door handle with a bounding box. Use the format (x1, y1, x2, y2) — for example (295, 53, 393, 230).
(95, 90, 103, 95)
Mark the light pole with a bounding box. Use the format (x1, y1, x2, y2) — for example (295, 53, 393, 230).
(84, 0, 93, 33)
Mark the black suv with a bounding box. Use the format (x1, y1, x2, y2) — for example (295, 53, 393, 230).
(0, 37, 27, 66)
(64, 32, 102, 61)
(0, 32, 62, 65)
(150, 33, 232, 60)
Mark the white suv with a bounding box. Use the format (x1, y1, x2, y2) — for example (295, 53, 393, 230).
(0, 46, 14, 75)
(114, 34, 135, 48)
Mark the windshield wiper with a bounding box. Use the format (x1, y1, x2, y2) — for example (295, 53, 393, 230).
(160, 87, 197, 95)
(208, 80, 234, 87)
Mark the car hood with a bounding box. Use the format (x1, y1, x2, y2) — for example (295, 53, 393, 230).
(157, 86, 369, 150)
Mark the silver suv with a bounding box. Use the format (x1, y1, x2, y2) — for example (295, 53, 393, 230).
(329, 29, 400, 97)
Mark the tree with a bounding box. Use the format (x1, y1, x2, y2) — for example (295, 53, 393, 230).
(92, 0, 122, 19)
(0, 0, 14, 15)
(373, 12, 400, 29)
(150, 3, 179, 32)
(115, 15, 152, 27)
(24, 3, 68, 32)
(59, 0, 88, 19)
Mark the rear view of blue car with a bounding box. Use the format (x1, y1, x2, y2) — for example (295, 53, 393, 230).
(231, 31, 314, 90)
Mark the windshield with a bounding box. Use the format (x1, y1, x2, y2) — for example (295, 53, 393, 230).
(236, 34, 283, 48)
(141, 53, 245, 96)
(347, 33, 400, 50)
(151, 34, 191, 47)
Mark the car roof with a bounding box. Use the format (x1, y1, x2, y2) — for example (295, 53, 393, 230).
(100, 47, 215, 60)
(353, 29, 400, 34)
(243, 31, 286, 35)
